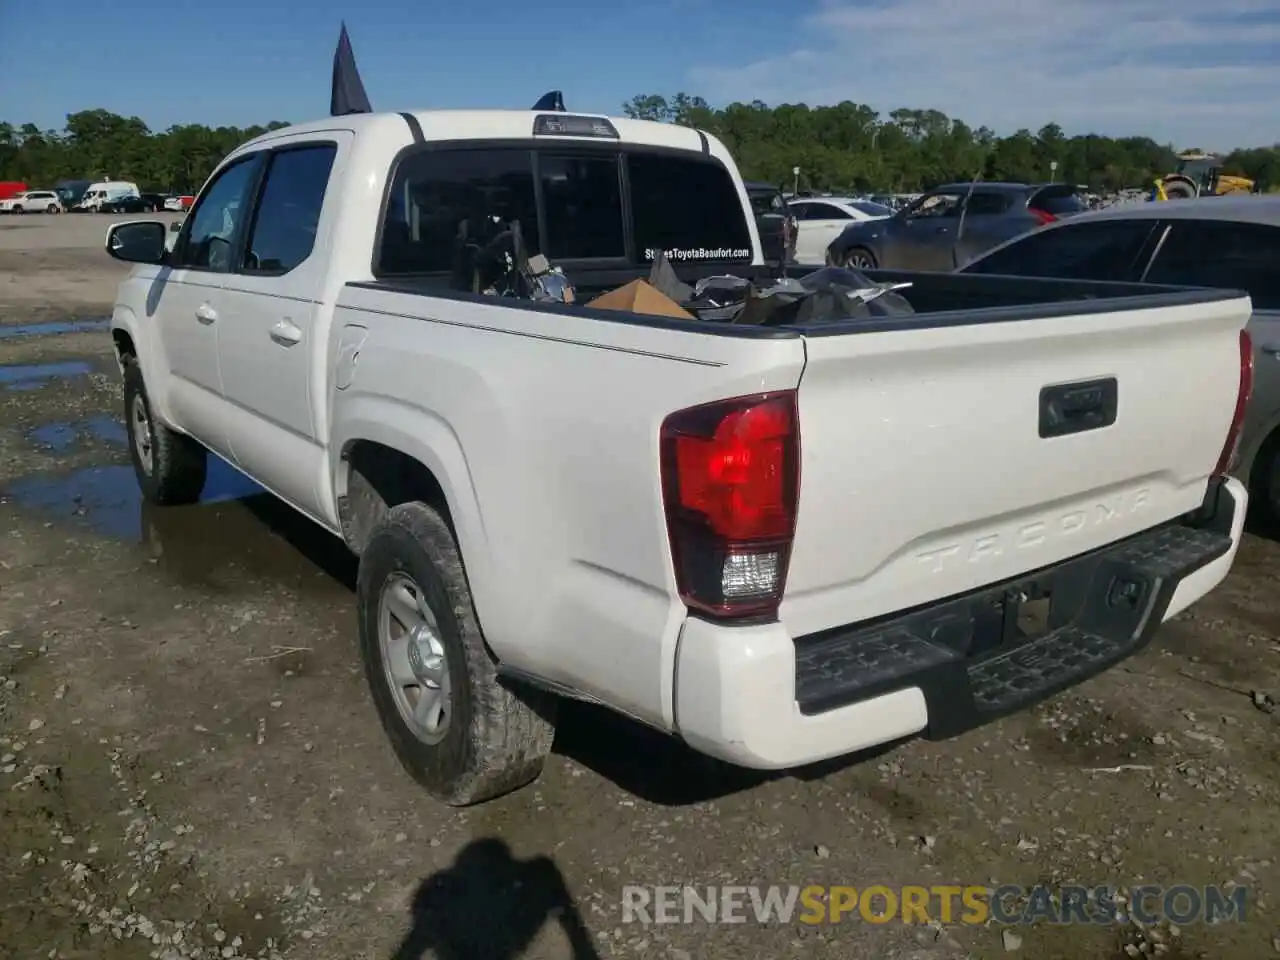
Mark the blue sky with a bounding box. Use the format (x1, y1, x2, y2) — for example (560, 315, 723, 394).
(2, 0, 1278, 150)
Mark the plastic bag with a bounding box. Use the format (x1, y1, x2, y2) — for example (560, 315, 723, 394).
(735, 267, 916, 326)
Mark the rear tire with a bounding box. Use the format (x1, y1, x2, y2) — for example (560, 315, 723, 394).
(1249, 432, 1280, 533)
(840, 246, 877, 270)
(46, 203, 58, 214)
(122, 358, 207, 505)
(1163, 180, 1197, 200)
(356, 501, 557, 805)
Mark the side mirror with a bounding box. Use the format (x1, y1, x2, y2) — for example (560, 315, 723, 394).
(106, 221, 168, 264)
(170, 219, 183, 232)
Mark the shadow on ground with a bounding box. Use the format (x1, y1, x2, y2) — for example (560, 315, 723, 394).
(390, 839, 600, 960)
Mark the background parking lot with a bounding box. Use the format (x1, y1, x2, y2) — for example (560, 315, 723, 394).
(2, 214, 1279, 960)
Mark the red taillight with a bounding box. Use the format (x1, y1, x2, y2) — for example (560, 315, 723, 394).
(660, 391, 800, 620)
(1028, 207, 1057, 225)
(1214, 329, 1253, 476)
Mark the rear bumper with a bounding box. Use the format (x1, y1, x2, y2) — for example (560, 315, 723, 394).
(672, 476, 1246, 770)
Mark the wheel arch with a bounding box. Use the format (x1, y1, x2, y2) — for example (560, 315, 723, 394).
(332, 405, 496, 636)
(110, 307, 177, 428)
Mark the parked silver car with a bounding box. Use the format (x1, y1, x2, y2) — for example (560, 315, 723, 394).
(825, 181, 1086, 272)
(961, 195, 1280, 526)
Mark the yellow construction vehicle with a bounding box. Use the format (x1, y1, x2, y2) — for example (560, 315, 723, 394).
(1158, 152, 1256, 199)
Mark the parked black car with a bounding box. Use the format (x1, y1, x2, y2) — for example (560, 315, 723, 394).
(101, 193, 167, 214)
(744, 181, 797, 265)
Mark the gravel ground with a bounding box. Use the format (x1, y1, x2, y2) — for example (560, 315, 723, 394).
(2, 215, 1280, 960)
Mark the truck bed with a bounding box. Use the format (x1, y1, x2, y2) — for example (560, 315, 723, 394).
(350, 265, 1242, 336)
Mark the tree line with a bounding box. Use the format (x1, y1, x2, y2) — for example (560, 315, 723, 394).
(0, 110, 289, 193)
(620, 94, 1278, 195)
(2, 100, 1277, 196)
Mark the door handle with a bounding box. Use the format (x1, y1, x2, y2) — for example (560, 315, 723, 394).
(195, 303, 217, 324)
(269, 319, 303, 346)
(1258, 343, 1280, 358)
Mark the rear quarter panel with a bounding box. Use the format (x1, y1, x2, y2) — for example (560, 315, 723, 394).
(329, 288, 806, 730)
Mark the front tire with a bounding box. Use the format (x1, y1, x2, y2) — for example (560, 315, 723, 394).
(356, 502, 556, 805)
(122, 359, 207, 505)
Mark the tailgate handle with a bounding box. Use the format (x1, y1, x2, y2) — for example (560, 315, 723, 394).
(1039, 378, 1118, 438)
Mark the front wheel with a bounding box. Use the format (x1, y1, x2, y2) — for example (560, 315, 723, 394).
(356, 502, 557, 805)
(122, 359, 208, 505)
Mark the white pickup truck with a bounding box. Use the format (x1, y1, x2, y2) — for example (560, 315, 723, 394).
(104, 109, 1253, 806)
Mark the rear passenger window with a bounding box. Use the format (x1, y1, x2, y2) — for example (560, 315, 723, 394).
(965, 193, 1008, 215)
(538, 154, 625, 259)
(962, 220, 1157, 281)
(628, 154, 752, 263)
(1144, 221, 1280, 310)
(242, 144, 337, 275)
(379, 148, 539, 275)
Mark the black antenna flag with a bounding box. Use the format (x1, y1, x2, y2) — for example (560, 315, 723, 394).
(331, 21, 373, 116)
(531, 90, 566, 112)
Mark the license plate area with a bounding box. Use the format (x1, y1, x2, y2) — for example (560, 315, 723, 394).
(969, 583, 1057, 661)
(887, 555, 1157, 665)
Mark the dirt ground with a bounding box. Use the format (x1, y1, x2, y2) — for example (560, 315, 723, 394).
(2, 214, 1279, 960)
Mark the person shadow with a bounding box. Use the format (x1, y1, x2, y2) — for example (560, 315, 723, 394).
(390, 838, 602, 960)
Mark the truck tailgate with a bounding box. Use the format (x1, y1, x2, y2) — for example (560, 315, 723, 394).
(780, 294, 1250, 639)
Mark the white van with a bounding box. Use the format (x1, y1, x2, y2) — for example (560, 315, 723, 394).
(77, 181, 140, 212)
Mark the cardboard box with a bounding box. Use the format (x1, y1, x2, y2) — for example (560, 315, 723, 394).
(585, 279, 694, 320)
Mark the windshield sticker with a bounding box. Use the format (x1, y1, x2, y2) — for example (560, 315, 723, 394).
(644, 246, 752, 263)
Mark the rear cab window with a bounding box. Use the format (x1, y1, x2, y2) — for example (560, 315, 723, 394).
(376, 145, 753, 277)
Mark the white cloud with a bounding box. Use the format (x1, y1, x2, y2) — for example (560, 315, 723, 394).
(688, 0, 1280, 148)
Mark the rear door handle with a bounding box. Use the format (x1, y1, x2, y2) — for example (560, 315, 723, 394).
(195, 303, 217, 324)
(269, 319, 303, 346)
(1258, 343, 1280, 357)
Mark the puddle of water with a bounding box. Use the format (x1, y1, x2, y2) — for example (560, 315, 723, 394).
(83, 414, 128, 445)
(28, 423, 79, 452)
(0, 319, 109, 340)
(0, 361, 92, 391)
(3, 455, 264, 541)
(27, 414, 129, 452)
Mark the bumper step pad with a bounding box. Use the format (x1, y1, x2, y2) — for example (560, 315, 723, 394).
(793, 521, 1232, 736)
